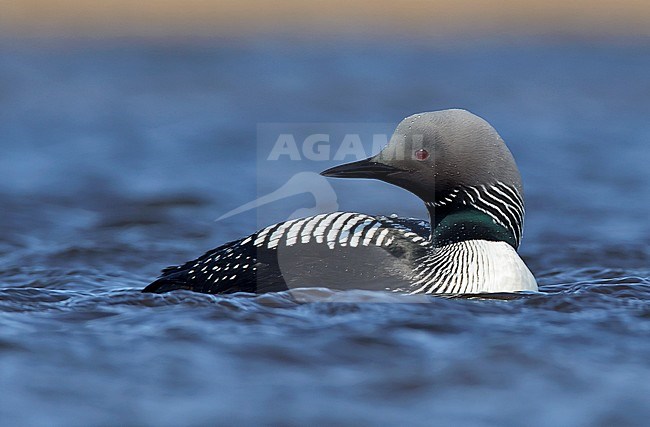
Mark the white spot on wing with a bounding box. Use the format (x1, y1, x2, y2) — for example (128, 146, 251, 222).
(362, 223, 381, 246)
(326, 212, 356, 249)
(285, 217, 310, 246)
(375, 228, 390, 246)
(337, 214, 369, 246)
(313, 214, 339, 244)
(300, 214, 328, 244)
(268, 219, 298, 249)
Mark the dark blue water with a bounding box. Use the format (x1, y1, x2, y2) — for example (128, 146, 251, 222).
(1, 38, 649, 426)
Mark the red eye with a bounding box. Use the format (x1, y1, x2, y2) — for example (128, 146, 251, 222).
(415, 149, 429, 161)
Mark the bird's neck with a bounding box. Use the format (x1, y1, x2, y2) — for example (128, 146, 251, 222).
(409, 240, 538, 294)
(426, 204, 518, 249)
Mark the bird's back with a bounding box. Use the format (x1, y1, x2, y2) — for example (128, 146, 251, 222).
(143, 212, 432, 294)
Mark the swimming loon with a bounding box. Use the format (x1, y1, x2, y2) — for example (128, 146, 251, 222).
(143, 109, 537, 295)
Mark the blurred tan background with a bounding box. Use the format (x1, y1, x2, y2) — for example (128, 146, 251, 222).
(3, 0, 650, 38)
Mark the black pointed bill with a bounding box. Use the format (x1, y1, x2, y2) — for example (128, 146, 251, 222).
(320, 158, 403, 179)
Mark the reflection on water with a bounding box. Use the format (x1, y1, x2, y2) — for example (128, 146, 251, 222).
(0, 39, 649, 425)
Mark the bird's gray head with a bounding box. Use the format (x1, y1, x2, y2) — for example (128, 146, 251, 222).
(321, 109, 525, 248)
